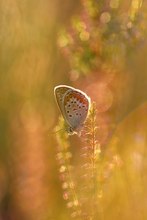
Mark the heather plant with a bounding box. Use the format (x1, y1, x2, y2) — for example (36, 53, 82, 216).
(55, 102, 103, 219)
(55, 116, 81, 218)
(55, 102, 122, 219)
(58, 0, 145, 79)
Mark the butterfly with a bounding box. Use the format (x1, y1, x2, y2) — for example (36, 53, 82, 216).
(54, 85, 91, 134)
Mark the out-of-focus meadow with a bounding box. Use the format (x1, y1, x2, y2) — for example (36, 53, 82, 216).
(0, 0, 147, 220)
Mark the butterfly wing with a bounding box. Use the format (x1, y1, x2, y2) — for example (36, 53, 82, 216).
(54, 85, 72, 120)
(54, 85, 72, 112)
(63, 89, 90, 131)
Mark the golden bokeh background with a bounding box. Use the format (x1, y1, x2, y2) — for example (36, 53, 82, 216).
(0, 0, 147, 219)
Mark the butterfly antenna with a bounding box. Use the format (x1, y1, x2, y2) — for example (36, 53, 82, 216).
(51, 128, 65, 135)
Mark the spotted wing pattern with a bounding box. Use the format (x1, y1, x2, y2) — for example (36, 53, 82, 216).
(54, 85, 90, 133)
(63, 90, 90, 130)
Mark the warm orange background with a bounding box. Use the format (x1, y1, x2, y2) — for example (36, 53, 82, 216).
(0, 0, 147, 220)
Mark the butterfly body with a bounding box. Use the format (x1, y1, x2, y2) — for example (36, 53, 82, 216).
(54, 85, 91, 134)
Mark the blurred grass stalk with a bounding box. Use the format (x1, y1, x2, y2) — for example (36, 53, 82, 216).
(0, 0, 58, 219)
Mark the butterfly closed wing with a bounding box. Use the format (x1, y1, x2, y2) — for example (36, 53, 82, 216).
(54, 85, 91, 134)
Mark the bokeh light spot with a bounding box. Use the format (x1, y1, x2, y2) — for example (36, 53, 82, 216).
(87, 82, 113, 113)
(80, 31, 90, 41)
(58, 36, 68, 47)
(100, 12, 111, 24)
